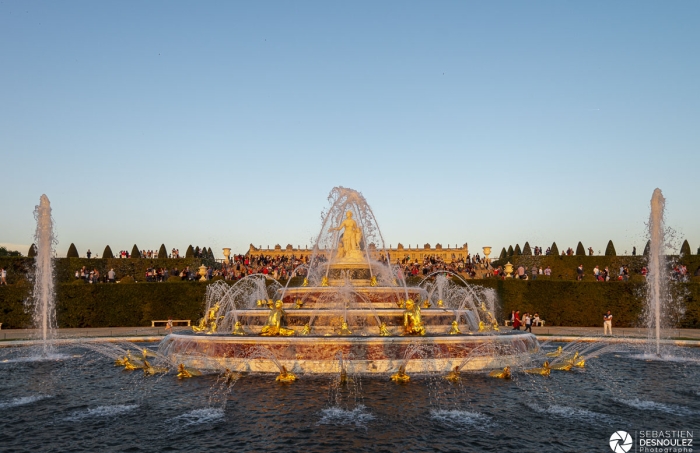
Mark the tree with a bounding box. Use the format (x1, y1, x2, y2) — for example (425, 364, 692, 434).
(0, 246, 22, 257)
(514, 244, 522, 255)
(550, 242, 559, 256)
(499, 247, 507, 260)
(28, 244, 37, 258)
(605, 240, 616, 256)
(158, 244, 168, 259)
(680, 240, 691, 257)
(643, 240, 651, 256)
(102, 245, 114, 259)
(575, 242, 586, 256)
(185, 245, 194, 258)
(131, 244, 140, 259)
(522, 242, 532, 255)
(507, 245, 514, 257)
(67, 243, 79, 258)
(207, 247, 213, 259)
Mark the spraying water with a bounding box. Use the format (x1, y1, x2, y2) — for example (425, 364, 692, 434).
(31, 195, 57, 354)
(647, 188, 666, 356)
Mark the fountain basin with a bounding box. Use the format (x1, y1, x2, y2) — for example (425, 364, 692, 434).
(160, 331, 538, 374)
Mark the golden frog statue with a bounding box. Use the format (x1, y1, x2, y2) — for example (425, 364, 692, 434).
(260, 300, 295, 336)
(338, 320, 353, 336)
(301, 324, 311, 335)
(379, 322, 392, 336)
(295, 299, 304, 309)
(391, 364, 410, 383)
(370, 276, 378, 287)
(143, 359, 168, 375)
(525, 361, 551, 376)
(232, 321, 246, 336)
(478, 321, 488, 332)
(276, 365, 296, 383)
(402, 299, 426, 336)
(489, 366, 512, 379)
(193, 302, 222, 334)
(445, 366, 461, 382)
(321, 276, 329, 287)
(437, 299, 444, 308)
(423, 300, 432, 309)
(546, 346, 563, 357)
(449, 320, 462, 335)
(302, 278, 308, 287)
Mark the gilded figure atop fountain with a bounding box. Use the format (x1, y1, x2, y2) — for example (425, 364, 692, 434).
(261, 300, 295, 336)
(330, 210, 363, 261)
(402, 299, 426, 336)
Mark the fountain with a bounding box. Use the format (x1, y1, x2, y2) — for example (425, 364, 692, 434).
(29, 195, 57, 355)
(646, 188, 669, 356)
(160, 187, 538, 374)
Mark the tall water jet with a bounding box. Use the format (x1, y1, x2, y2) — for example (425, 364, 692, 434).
(646, 188, 666, 356)
(31, 195, 57, 354)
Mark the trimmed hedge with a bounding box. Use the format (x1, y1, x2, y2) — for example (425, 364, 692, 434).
(681, 240, 691, 257)
(131, 244, 140, 259)
(522, 242, 532, 256)
(102, 245, 114, 259)
(550, 242, 559, 256)
(67, 243, 79, 258)
(576, 242, 585, 256)
(158, 244, 168, 259)
(605, 240, 616, 256)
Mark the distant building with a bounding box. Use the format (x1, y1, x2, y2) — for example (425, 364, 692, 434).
(247, 242, 468, 263)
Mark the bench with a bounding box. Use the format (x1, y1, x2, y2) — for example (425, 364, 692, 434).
(151, 319, 191, 327)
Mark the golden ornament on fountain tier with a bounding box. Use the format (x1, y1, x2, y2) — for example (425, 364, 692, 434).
(370, 276, 378, 287)
(321, 276, 329, 287)
(402, 299, 426, 336)
(449, 320, 462, 335)
(445, 366, 461, 382)
(276, 365, 296, 383)
(232, 321, 246, 336)
(260, 300, 295, 336)
(391, 364, 410, 383)
(339, 320, 353, 336)
(295, 299, 304, 309)
(301, 324, 311, 335)
(423, 300, 432, 309)
(546, 346, 563, 357)
(489, 367, 511, 379)
(437, 299, 444, 308)
(302, 278, 309, 287)
(525, 361, 551, 376)
(379, 322, 392, 336)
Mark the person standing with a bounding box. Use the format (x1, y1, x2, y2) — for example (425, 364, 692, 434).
(108, 268, 116, 283)
(86, 249, 92, 259)
(513, 311, 521, 330)
(577, 264, 584, 281)
(0, 267, 7, 285)
(604, 311, 613, 336)
(524, 313, 532, 332)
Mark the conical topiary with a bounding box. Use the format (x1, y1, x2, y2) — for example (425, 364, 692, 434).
(507, 245, 514, 257)
(131, 244, 140, 258)
(28, 243, 37, 258)
(499, 247, 507, 260)
(158, 244, 168, 259)
(576, 242, 586, 256)
(550, 242, 559, 256)
(208, 247, 213, 259)
(67, 243, 79, 258)
(102, 245, 114, 259)
(522, 242, 532, 255)
(514, 244, 522, 256)
(605, 240, 616, 256)
(185, 245, 194, 258)
(643, 240, 651, 256)
(680, 240, 691, 257)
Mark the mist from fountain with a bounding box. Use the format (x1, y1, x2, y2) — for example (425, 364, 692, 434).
(647, 188, 667, 356)
(30, 195, 57, 355)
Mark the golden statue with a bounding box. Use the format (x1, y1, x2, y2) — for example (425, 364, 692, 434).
(550, 361, 573, 371)
(143, 359, 167, 375)
(449, 320, 462, 335)
(295, 299, 304, 309)
(266, 299, 274, 309)
(329, 211, 363, 260)
(321, 276, 329, 287)
(123, 358, 140, 371)
(492, 322, 500, 332)
(193, 302, 222, 334)
(276, 365, 296, 383)
(370, 276, 377, 287)
(192, 317, 208, 333)
(232, 321, 246, 336)
(177, 363, 193, 379)
(489, 367, 512, 379)
(423, 300, 432, 309)
(437, 299, 444, 308)
(445, 366, 461, 382)
(339, 320, 353, 335)
(396, 299, 405, 308)
(302, 278, 308, 287)
(260, 300, 295, 336)
(114, 356, 128, 367)
(379, 322, 392, 336)
(546, 346, 563, 357)
(391, 364, 410, 383)
(402, 299, 426, 336)
(525, 361, 551, 376)
(301, 323, 311, 335)
(478, 321, 487, 332)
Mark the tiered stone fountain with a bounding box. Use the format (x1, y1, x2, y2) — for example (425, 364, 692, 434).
(160, 187, 537, 375)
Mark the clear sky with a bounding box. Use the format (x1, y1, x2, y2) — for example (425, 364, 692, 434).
(1, 1, 698, 258)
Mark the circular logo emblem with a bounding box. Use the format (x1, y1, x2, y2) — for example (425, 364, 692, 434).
(610, 431, 633, 453)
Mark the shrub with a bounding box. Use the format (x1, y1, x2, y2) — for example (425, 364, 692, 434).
(208, 247, 214, 259)
(167, 275, 181, 283)
(550, 242, 559, 256)
(131, 245, 140, 259)
(522, 242, 532, 255)
(514, 244, 522, 256)
(185, 245, 194, 258)
(158, 244, 168, 259)
(67, 243, 79, 258)
(28, 244, 37, 258)
(499, 248, 507, 260)
(681, 240, 691, 257)
(576, 242, 585, 256)
(507, 245, 514, 257)
(605, 240, 616, 256)
(102, 245, 114, 259)
(119, 275, 136, 283)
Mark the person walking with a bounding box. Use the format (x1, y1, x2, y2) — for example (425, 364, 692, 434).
(524, 313, 532, 332)
(512, 311, 521, 330)
(604, 311, 613, 336)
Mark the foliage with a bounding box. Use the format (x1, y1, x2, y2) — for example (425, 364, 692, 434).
(681, 240, 691, 257)
(514, 244, 521, 256)
(131, 244, 140, 259)
(550, 242, 559, 256)
(102, 245, 114, 259)
(185, 245, 194, 258)
(576, 242, 585, 256)
(522, 242, 532, 256)
(499, 248, 507, 260)
(605, 240, 617, 256)
(0, 247, 22, 257)
(119, 275, 135, 284)
(67, 243, 79, 258)
(158, 244, 168, 259)
(507, 245, 514, 257)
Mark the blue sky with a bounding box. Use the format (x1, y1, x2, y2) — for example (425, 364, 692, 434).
(1, 1, 698, 258)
